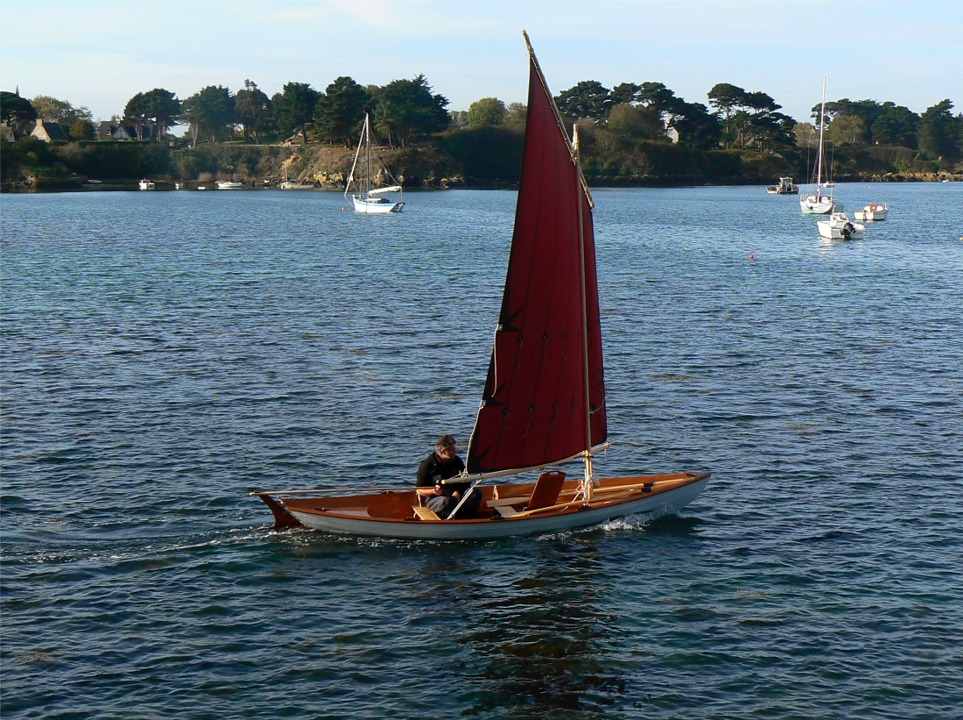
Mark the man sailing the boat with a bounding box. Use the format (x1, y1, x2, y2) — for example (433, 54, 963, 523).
(416, 435, 481, 518)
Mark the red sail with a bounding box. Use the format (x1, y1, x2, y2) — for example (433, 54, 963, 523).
(466, 58, 607, 476)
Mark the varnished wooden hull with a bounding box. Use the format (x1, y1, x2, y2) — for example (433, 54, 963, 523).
(253, 472, 709, 540)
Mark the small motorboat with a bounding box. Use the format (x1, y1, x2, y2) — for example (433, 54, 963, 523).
(216, 180, 244, 190)
(854, 203, 888, 221)
(138, 179, 155, 191)
(817, 211, 866, 240)
(766, 177, 798, 194)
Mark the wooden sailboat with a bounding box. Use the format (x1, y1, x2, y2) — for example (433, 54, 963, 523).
(800, 78, 835, 214)
(344, 112, 405, 214)
(251, 33, 710, 539)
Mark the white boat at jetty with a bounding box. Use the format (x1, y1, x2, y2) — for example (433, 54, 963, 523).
(344, 113, 405, 214)
(216, 180, 244, 190)
(818, 211, 866, 240)
(280, 176, 315, 190)
(251, 31, 710, 540)
(854, 203, 888, 221)
(138, 179, 155, 191)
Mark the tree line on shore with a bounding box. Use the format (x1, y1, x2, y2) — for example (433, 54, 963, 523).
(2, 72, 961, 187)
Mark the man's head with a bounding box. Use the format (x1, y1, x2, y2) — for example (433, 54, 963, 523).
(435, 434, 457, 459)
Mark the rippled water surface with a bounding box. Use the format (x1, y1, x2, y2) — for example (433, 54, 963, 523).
(2, 184, 962, 719)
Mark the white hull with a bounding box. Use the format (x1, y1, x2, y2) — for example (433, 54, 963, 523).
(800, 194, 834, 214)
(217, 181, 244, 190)
(271, 474, 709, 540)
(854, 204, 888, 221)
(351, 195, 404, 214)
(138, 180, 155, 191)
(818, 212, 866, 239)
(767, 177, 797, 194)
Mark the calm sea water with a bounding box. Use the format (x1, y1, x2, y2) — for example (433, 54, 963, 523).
(2, 184, 961, 719)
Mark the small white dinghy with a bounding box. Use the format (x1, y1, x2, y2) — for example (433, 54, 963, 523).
(854, 203, 888, 221)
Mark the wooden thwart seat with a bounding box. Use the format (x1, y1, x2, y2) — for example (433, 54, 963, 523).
(490, 471, 566, 518)
(412, 506, 442, 521)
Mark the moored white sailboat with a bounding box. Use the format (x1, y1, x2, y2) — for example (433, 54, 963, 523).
(251, 33, 710, 539)
(800, 78, 836, 215)
(344, 113, 404, 214)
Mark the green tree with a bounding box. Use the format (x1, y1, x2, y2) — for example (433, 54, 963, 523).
(609, 82, 642, 107)
(637, 82, 679, 114)
(273, 82, 321, 144)
(505, 102, 527, 125)
(69, 119, 97, 141)
(607, 102, 663, 139)
(0, 91, 37, 124)
(826, 99, 884, 144)
(708, 87, 789, 150)
(234, 80, 273, 144)
(739, 92, 794, 150)
(30, 95, 92, 126)
(181, 85, 234, 146)
(124, 88, 180, 139)
(556, 81, 610, 121)
(124, 92, 151, 139)
(374, 75, 449, 147)
(707, 82, 746, 147)
(314, 76, 371, 146)
(144, 89, 181, 138)
(794, 122, 818, 148)
(467, 97, 507, 127)
(828, 115, 866, 146)
(871, 105, 918, 147)
(672, 101, 723, 150)
(918, 99, 959, 161)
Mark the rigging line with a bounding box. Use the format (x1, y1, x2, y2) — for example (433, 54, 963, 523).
(344, 115, 365, 198)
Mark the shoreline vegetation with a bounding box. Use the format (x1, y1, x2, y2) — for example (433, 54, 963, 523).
(4, 78, 961, 192)
(3, 131, 962, 193)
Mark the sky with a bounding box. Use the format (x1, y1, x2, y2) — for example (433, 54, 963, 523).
(1, 0, 960, 127)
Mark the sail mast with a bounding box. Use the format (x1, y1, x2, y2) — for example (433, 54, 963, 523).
(816, 78, 826, 192)
(364, 113, 371, 199)
(573, 123, 595, 500)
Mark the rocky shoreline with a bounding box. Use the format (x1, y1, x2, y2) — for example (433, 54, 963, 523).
(3, 138, 961, 192)
(5, 170, 961, 193)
